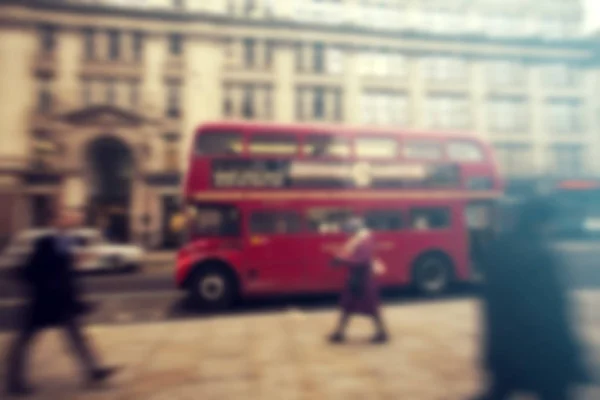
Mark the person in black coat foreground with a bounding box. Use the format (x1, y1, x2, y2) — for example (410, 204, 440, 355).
(474, 198, 591, 400)
(5, 207, 118, 396)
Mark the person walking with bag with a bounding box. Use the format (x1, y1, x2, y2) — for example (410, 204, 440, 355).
(328, 217, 389, 344)
(5, 207, 118, 396)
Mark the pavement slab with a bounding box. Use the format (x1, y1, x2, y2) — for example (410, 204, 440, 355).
(3, 293, 600, 399)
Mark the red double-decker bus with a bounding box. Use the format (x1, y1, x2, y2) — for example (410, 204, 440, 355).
(176, 122, 503, 309)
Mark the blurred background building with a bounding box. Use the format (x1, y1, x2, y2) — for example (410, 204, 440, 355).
(0, 0, 596, 248)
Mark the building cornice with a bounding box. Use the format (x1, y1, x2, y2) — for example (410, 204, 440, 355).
(0, 0, 595, 54)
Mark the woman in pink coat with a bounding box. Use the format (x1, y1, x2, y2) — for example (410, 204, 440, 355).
(329, 217, 389, 343)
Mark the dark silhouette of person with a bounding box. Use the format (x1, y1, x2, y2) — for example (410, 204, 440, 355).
(5, 207, 118, 396)
(474, 197, 591, 400)
(328, 217, 389, 344)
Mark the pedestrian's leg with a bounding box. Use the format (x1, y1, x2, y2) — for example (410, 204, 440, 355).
(370, 311, 389, 343)
(329, 312, 351, 342)
(62, 318, 98, 376)
(5, 322, 37, 393)
(63, 318, 119, 384)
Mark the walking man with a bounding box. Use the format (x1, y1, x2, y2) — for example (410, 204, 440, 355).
(475, 198, 590, 400)
(328, 217, 389, 343)
(6, 207, 118, 396)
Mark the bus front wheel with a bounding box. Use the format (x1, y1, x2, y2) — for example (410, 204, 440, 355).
(189, 266, 236, 310)
(412, 254, 453, 296)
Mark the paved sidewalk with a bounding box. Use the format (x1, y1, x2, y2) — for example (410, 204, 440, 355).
(2, 295, 600, 400)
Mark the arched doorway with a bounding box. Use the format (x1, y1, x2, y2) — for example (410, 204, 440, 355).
(86, 136, 134, 243)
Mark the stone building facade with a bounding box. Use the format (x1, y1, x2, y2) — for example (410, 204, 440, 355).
(0, 0, 597, 247)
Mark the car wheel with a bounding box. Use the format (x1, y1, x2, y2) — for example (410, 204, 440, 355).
(412, 254, 452, 296)
(189, 266, 235, 310)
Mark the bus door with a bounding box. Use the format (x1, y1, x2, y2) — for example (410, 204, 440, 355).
(303, 207, 353, 292)
(244, 207, 306, 293)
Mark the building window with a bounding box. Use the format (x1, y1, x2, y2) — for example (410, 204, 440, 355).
(83, 28, 95, 60)
(358, 51, 407, 78)
(488, 97, 529, 133)
(82, 78, 91, 106)
(169, 33, 182, 56)
(163, 133, 180, 171)
(105, 79, 116, 105)
(108, 30, 121, 61)
(424, 95, 470, 129)
(549, 144, 583, 177)
(265, 40, 274, 68)
(243, 38, 255, 68)
(422, 57, 467, 83)
(313, 87, 325, 120)
(487, 61, 526, 87)
(38, 79, 52, 113)
(333, 89, 342, 122)
(242, 85, 255, 119)
(39, 25, 56, 53)
(297, 86, 341, 122)
(166, 82, 181, 118)
(222, 84, 272, 120)
(129, 80, 139, 108)
(223, 84, 233, 117)
(493, 143, 533, 177)
(132, 31, 143, 62)
(546, 99, 582, 134)
(313, 42, 325, 73)
(244, 0, 255, 16)
(295, 43, 304, 71)
(542, 64, 579, 88)
(360, 92, 408, 126)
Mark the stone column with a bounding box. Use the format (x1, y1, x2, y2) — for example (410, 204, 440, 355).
(408, 57, 425, 129)
(182, 38, 224, 169)
(56, 28, 83, 111)
(142, 33, 166, 118)
(529, 66, 546, 176)
(470, 60, 488, 139)
(343, 49, 360, 125)
(273, 43, 295, 122)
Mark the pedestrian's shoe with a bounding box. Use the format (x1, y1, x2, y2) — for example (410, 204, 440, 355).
(88, 366, 120, 384)
(328, 332, 345, 343)
(370, 332, 389, 344)
(6, 383, 35, 397)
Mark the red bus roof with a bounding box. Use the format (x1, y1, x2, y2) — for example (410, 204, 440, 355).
(195, 121, 484, 143)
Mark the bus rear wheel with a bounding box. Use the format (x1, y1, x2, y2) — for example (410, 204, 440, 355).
(189, 266, 236, 310)
(412, 254, 452, 296)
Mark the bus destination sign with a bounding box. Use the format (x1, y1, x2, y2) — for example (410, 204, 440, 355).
(211, 159, 460, 189)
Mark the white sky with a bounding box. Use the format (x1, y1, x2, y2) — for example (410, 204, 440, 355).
(584, 0, 600, 33)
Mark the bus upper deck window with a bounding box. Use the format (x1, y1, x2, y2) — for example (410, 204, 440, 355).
(403, 141, 442, 160)
(304, 135, 351, 158)
(356, 137, 398, 159)
(249, 133, 299, 156)
(447, 141, 484, 162)
(196, 131, 243, 155)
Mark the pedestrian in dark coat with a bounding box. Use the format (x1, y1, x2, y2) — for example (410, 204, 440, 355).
(475, 198, 590, 400)
(5, 207, 118, 396)
(328, 217, 389, 344)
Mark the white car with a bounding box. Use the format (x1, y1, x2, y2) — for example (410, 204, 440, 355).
(0, 228, 144, 274)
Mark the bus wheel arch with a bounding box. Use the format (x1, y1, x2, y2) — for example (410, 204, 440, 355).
(186, 259, 240, 310)
(411, 250, 455, 296)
